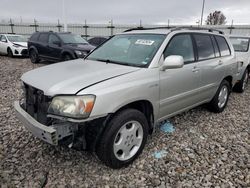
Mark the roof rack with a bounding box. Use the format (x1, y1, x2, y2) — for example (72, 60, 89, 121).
(123, 26, 224, 35)
(170, 26, 224, 34)
(123, 26, 173, 32)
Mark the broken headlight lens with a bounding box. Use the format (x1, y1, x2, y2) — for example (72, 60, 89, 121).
(47, 95, 95, 119)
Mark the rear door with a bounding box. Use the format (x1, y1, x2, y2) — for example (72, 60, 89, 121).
(192, 34, 224, 101)
(159, 34, 201, 119)
(37, 33, 49, 57)
(47, 34, 62, 60)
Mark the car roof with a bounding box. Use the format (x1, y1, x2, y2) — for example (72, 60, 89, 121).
(2, 34, 22, 37)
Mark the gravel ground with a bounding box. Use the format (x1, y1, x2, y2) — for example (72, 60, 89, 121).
(0, 56, 250, 188)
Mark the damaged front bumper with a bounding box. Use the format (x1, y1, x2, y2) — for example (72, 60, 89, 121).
(13, 101, 76, 145)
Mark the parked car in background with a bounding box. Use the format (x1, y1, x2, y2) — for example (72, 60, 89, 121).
(0, 34, 28, 57)
(229, 35, 250, 92)
(87, 36, 108, 47)
(15, 27, 238, 168)
(28, 31, 95, 63)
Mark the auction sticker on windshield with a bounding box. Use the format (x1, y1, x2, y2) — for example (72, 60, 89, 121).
(135, 39, 155, 45)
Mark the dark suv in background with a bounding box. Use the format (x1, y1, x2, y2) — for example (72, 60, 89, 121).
(28, 31, 95, 63)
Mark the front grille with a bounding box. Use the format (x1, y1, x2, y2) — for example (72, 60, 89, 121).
(23, 83, 51, 125)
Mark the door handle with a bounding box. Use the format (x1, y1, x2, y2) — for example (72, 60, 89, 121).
(192, 66, 200, 72)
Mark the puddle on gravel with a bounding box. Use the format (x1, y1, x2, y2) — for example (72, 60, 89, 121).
(153, 150, 168, 159)
(160, 121, 175, 133)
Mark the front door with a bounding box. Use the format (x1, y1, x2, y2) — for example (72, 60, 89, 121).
(159, 34, 201, 120)
(47, 34, 62, 60)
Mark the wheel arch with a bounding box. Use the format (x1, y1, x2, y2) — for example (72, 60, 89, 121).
(110, 100, 155, 134)
(28, 46, 38, 54)
(223, 75, 233, 89)
(60, 50, 76, 59)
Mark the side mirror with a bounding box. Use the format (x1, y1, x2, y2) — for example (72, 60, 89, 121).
(53, 41, 61, 46)
(161, 55, 184, 71)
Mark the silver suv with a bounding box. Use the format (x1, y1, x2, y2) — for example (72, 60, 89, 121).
(14, 27, 238, 168)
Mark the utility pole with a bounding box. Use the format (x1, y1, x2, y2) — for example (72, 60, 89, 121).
(200, 0, 205, 26)
(62, 0, 67, 32)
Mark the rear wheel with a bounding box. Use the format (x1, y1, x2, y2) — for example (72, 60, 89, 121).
(29, 49, 39, 64)
(207, 80, 230, 113)
(233, 69, 249, 93)
(96, 109, 148, 169)
(7, 48, 13, 57)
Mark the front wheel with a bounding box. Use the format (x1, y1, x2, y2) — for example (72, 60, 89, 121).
(207, 80, 230, 113)
(62, 54, 73, 61)
(7, 48, 13, 57)
(233, 69, 249, 93)
(96, 109, 149, 169)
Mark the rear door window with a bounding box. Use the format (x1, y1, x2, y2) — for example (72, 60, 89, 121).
(211, 36, 220, 57)
(215, 36, 231, 56)
(38, 33, 48, 43)
(194, 34, 215, 60)
(164, 34, 195, 63)
(30, 32, 39, 41)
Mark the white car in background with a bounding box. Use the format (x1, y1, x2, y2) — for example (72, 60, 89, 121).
(0, 34, 28, 57)
(229, 36, 250, 92)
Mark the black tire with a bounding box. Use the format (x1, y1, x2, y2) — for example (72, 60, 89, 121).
(233, 69, 249, 93)
(7, 48, 13, 57)
(96, 109, 149, 169)
(62, 54, 73, 61)
(29, 49, 39, 64)
(207, 80, 231, 113)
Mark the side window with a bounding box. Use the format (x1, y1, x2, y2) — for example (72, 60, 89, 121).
(38, 33, 48, 43)
(30, 33, 39, 41)
(211, 36, 220, 57)
(1, 35, 7, 41)
(48, 34, 60, 44)
(215, 36, 231, 56)
(164, 34, 194, 63)
(194, 34, 215, 60)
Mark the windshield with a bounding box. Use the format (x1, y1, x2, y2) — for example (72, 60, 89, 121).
(7, 35, 27, 42)
(59, 33, 88, 44)
(87, 34, 166, 67)
(230, 37, 250, 52)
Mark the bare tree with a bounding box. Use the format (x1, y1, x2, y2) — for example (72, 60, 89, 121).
(206, 11, 226, 25)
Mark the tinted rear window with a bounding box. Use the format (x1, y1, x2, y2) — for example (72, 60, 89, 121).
(30, 32, 39, 41)
(215, 36, 231, 56)
(38, 33, 48, 43)
(194, 34, 215, 60)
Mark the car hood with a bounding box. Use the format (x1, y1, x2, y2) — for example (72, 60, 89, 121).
(21, 59, 140, 96)
(64, 43, 95, 52)
(13, 42, 27, 47)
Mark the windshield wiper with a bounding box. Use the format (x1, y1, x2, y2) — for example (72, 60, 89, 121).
(88, 58, 146, 67)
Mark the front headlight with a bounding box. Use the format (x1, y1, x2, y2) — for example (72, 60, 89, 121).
(47, 95, 95, 119)
(13, 44, 22, 48)
(75, 50, 83, 56)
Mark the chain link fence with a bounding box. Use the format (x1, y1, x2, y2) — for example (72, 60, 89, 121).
(1, 21, 250, 39)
